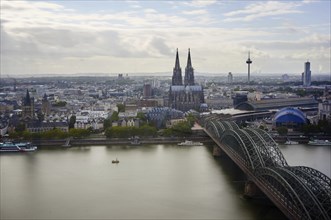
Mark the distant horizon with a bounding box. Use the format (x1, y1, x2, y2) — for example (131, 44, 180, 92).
(3, 71, 331, 79)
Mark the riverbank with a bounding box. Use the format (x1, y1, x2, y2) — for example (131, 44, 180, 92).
(31, 136, 215, 147)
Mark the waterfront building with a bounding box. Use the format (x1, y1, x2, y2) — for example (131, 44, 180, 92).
(273, 107, 307, 128)
(168, 49, 205, 112)
(303, 61, 311, 87)
(27, 121, 69, 133)
(318, 101, 331, 122)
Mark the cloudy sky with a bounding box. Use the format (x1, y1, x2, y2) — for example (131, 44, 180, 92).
(1, 0, 330, 76)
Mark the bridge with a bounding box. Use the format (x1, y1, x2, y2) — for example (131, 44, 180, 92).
(200, 115, 331, 220)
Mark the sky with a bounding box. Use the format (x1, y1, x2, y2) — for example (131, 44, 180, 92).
(1, 0, 330, 76)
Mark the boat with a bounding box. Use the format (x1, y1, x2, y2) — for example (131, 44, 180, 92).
(0, 141, 37, 152)
(178, 140, 203, 146)
(308, 139, 331, 146)
(112, 158, 119, 163)
(130, 136, 141, 145)
(284, 140, 299, 145)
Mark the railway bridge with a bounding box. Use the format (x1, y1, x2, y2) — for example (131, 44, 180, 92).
(200, 115, 330, 220)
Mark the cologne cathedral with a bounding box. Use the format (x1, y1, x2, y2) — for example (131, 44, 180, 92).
(169, 49, 204, 112)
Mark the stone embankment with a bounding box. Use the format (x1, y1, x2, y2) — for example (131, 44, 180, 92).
(32, 136, 214, 147)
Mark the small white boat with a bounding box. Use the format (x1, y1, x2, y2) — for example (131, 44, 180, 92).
(178, 140, 203, 146)
(284, 140, 299, 145)
(308, 140, 331, 146)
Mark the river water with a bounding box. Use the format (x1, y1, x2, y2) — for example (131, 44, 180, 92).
(1, 143, 330, 219)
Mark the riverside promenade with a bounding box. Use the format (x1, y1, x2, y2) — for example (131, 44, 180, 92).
(31, 136, 214, 147)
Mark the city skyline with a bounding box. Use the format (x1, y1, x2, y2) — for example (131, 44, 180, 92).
(1, 0, 330, 76)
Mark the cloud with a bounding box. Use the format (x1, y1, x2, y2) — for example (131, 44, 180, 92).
(1, 0, 329, 75)
(223, 1, 303, 22)
(182, 9, 208, 15)
(189, 0, 217, 7)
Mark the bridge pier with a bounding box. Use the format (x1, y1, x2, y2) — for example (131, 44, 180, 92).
(244, 181, 263, 199)
(212, 146, 223, 157)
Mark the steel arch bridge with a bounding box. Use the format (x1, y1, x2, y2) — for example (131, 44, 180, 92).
(202, 116, 331, 220)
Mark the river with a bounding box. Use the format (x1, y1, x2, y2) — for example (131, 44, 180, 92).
(1, 143, 330, 219)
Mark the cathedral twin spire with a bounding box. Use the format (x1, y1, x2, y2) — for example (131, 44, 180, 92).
(172, 48, 194, 86)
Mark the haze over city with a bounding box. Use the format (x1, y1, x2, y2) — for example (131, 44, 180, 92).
(1, 0, 330, 76)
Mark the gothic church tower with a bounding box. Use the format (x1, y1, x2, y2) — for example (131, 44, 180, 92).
(184, 48, 195, 86)
(22, 89, 35, 120)
(172, 49, 183, 85)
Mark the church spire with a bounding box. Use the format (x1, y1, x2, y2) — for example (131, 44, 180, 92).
(175, 48, 180, 70)
(172, 48, 183, 85)
(184, 48, 194, 86)
(187, 48, 192, 68)
(24, 89, 31, 106)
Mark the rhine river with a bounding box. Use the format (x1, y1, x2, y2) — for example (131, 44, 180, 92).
(1, 143, 330, 219)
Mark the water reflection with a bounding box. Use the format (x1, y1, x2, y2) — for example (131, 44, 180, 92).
(1, 143, 328, 219)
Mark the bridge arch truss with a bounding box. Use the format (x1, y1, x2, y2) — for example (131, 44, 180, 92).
(202, 116, 331, 220)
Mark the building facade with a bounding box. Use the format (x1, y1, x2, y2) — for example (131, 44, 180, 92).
(168, 49, 204, 112)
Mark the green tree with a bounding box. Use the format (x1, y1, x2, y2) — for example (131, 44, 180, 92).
(117, 104, 125, 112)
(69, 128, 90, 138)
(69, 115, 76, 129)
(15, 123, 26, 133)
(103, 118, 111, 130)
(53, 101, 67, 107)
(276, 126, 288, 136)
(137, 112, 146, 121)
(186, 113, 197, 127)
(110, 111, 119, 122)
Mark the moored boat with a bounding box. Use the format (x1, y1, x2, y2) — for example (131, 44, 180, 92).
(130, 136, 141, 145)
(308, 139, 331, 146)
(0, 141, 37, 152)
(178, 140, 203, 146)
(284, 140, 299, 145)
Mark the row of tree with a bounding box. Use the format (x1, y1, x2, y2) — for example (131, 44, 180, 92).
(9, 128, 91, 140)
(104, 125, 157, 138)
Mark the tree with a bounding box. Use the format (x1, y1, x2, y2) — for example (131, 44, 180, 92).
(186, 113, 197, 127)
(137, 112, 146, 121)
(276, 126, 288, 136)
(69, 115, 76, 129)
(117, 104, 125, 112)
(110, 111, 119, 122)
(69, 128, 90, 138)
(15, 123, 26, 133)
(103, 118, 111, 130)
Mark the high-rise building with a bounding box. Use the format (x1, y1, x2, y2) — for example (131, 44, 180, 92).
(303, 61, 311, 87)
(143, 84, 152, 98)
(228, 72, 233, 84)
(169, 49, 205, 112)
(246, 51, 252, 83)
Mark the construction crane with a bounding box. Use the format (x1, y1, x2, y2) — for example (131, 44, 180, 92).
(7, 75, 17, 92)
